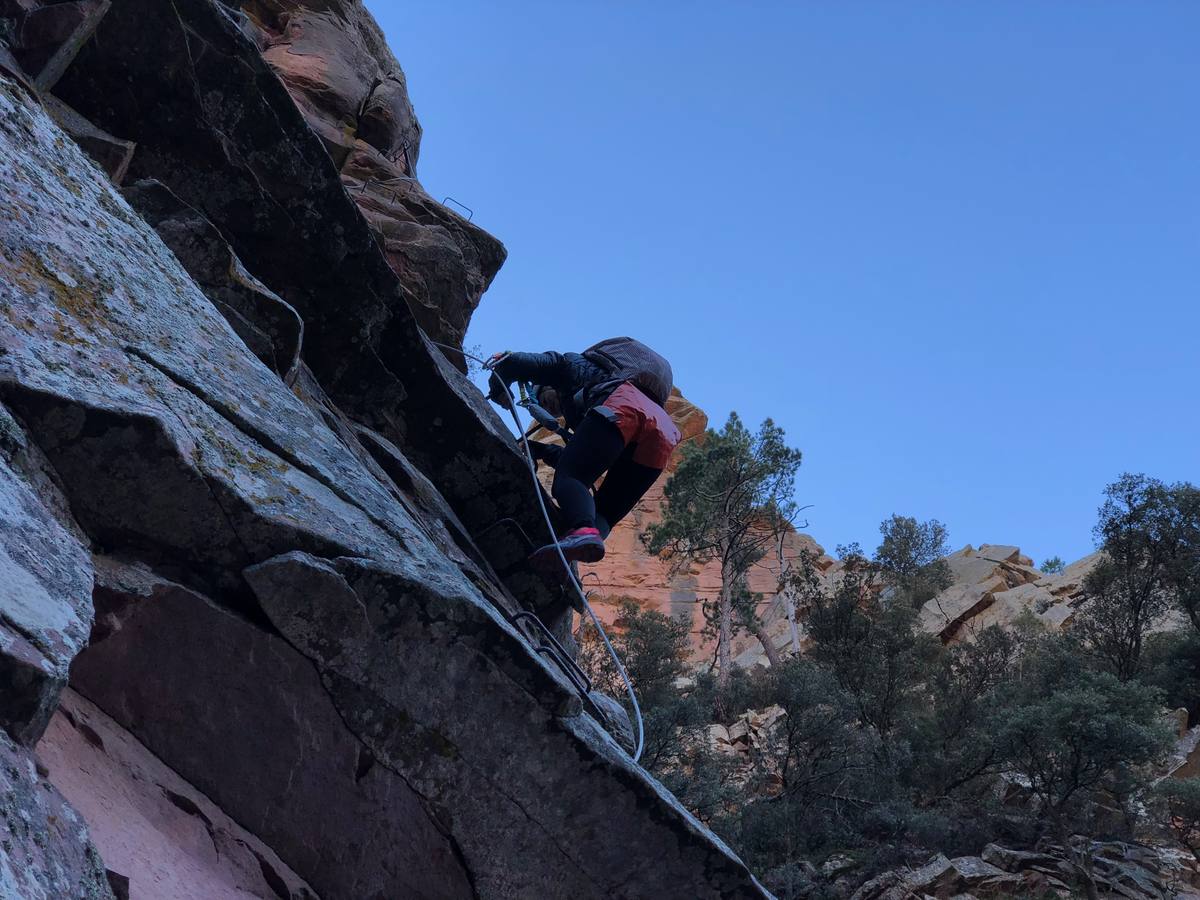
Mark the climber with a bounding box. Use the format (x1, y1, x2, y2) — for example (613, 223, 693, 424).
(485, 337, 681, 567)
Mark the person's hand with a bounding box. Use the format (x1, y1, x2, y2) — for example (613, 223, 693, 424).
(483, 351, 510, 372)
(483, 351, 517, 407)
(486, 371, 515, 409)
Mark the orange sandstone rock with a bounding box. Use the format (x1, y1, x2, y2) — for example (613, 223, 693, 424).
(244, 0, 505, 352)
(552, 389, 828, 660)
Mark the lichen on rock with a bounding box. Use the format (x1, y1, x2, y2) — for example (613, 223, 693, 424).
(0, 2, 771, 895)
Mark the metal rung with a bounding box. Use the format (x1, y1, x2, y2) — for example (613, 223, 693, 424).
(441, 196, 473, 220)
(476, 517, 537, 551)
(511, 610, 592, 697)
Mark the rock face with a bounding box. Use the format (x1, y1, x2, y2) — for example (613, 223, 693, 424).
(49, 0, 567, 616)
(0, 0, 136, 181)
(0, 3, 769, 896)
(241, 0, 506, 352)
(39, 689, 318, 900)
(121, 179, 305, 383)
(724, 540, 1103, 671)
(917, 544, 1098, 643)
(0, 407, 92, 745)
(73, 557, 472, 899)
(0, 728, 115, 900)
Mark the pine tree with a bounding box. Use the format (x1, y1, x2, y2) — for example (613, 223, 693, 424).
(642, 412, 802, 704)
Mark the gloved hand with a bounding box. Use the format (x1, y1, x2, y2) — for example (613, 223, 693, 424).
(483, 351, 511, 373)
(486, 371, 514, 409)
(483, 351, 516, 407)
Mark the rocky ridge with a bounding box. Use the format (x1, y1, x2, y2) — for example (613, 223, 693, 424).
(731, 541, 1103, 669)
(0, 1, 769, 897)
(849, 842, 1200, 900)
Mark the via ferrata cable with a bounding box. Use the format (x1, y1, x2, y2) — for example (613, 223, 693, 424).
(430, 341, 645, 763)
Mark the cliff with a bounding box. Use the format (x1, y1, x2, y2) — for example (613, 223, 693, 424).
(0, 1, 768, 897)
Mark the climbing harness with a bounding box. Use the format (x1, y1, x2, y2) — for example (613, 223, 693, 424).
(427, 339, 645, 763)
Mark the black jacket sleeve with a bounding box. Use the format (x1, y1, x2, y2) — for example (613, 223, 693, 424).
(492, 351, 570, 386)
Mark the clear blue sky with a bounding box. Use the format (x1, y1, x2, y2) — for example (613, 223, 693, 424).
(370, 2, 1199, 565)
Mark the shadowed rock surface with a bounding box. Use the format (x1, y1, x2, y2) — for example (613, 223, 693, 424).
(241, 0, 506, 352)
(51, 0, 563, 617)
(40, 689, 319, 900)
(72, 558, 473, 900)
(0, 1, 771, 894)
(0, 405, 92, 745)
(122, 179, 305, 383)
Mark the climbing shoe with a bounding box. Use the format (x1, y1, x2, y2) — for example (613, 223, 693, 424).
(530, 527, 606, 569)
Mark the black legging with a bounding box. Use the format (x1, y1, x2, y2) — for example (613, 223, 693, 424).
(552, 411, 662, 538)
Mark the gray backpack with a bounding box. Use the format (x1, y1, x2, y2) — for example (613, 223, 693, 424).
(583, 337, 674, 407)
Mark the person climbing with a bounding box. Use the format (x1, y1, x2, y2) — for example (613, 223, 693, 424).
(485, 337, 681, 567)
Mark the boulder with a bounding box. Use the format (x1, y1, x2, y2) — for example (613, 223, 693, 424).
(850, 852, 1064, 900)
(1166, 724, 1200, 779)
(944, 546, 1012, 585)
(980, 843, 1058, 873)
(1169, 707, 1190, 738)
(728, 718, 751, 745)
(850, 854, 955, 900)
(708, 723, 735, 754)
(1037, 599, 1077, 630)
(960, 582, 1058, 633)
(1037, 552, 1104, 600)
(820, 853, 857, 878)
(915, 545, 1100, 644)
(974, 544, 1022, 565)
(848, 868, 905, 900)
(946, 857, 1021, 896)
(919, 580, 1003, 642)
